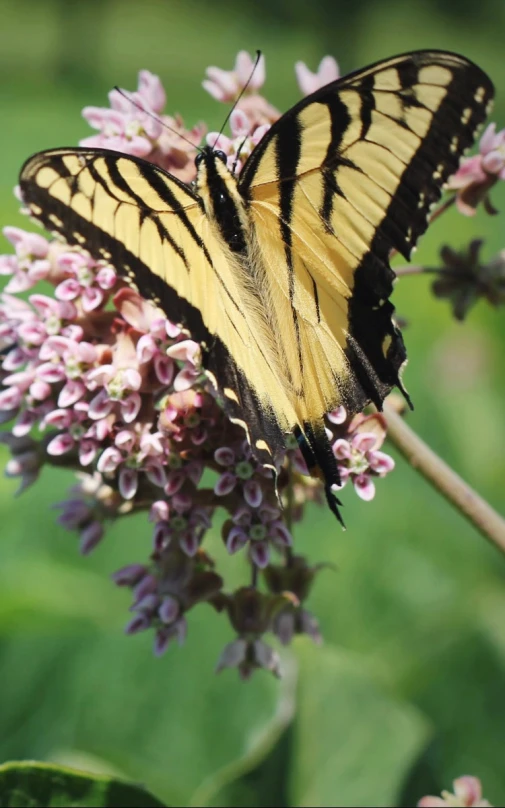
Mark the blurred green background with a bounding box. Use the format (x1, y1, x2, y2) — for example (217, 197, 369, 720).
(1, 0, 505, 805)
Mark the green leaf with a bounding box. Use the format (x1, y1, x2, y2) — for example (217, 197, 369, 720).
(289, 644, 431, 807)
(0, 761, 165, 807)
(0, 629, 296, 807)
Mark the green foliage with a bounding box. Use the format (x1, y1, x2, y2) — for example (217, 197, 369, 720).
(0, 761, 165, 807)
(1, 1, 505, 806)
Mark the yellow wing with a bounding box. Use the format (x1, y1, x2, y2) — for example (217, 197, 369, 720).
(239, 50, 494, 472)
(19, 148, 297, 470)
(19, 50, 494, 501)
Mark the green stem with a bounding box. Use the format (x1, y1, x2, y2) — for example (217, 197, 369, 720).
(384, 403, 505, 557)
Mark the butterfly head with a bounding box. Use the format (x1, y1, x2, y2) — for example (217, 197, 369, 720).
(195, 146, 228, 170)
(195, 145, 238, 197)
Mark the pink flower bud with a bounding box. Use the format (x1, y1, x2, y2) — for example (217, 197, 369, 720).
(111, 564, 147, 586)
(138, 70, 166, 113)
(118, 467, 138, 500)
(36, 362, 65, 384)
(95, 266, 117, 289)
(134, 573, 158, 601)
(12, 409, 37, 437)
(214, 471, 237, 496)
(29, 380, 51, 401)
(327, 405, 347, 424)
(368, 450, 395, 474)
(82, 286, 104, 312)
(97, 446, 122, 473)
(153, 520, 171, 551)
(88, 389, 114, 420)
(114, 429, 136, 452)
(43, 408, 73, 429)
(250, 541, 270, 569)
(125, 614, 151, 635)
(226, 526, 248, 554)
(0, 386, 22, 410)
(78, 439, 97, 466)
(180, 532, 200, 557)
(159, 596, 180, 624)
(136, 334, 157, 364)
(353, 474, 375, 501)
(351, 432, 378, 453)
(145, 463, 167, 488)
(214, 446, 235, 466)
(58, 380, 85, 408)
(153, 354, 174, 385)
(270, 522, 292, 547)
(333, 438, 351, 460)
(295, 55, 339, 96)
(79, 520, 104, 554)
(55, 278, 80, 301)
(164, 470, 185, 496)
(150, 500, 169, 522)
(46, 433, 75, 456)
(120, 392, 141, 423)
(243, 479, 263, 508)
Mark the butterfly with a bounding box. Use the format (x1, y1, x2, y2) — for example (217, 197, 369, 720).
(19, 50, 493, 519)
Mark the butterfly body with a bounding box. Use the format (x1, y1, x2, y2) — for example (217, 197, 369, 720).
(19, 51, 494, 504)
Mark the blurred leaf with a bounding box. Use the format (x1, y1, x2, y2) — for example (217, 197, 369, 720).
(204, 726, 293, 807)
(397, 624, 505, 806)
(0, 626, 296, 807)
(289, 644, 430, 807)
(0, 760, 165, 807)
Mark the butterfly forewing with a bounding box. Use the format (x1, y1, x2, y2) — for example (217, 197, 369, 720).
(240, 50, 493, 429)
(19, 148, 296, 471)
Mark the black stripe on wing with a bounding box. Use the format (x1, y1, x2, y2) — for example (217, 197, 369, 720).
(274, 114, 304, 381)
(19, 149, 287, 471)
(344, 56, 494, 410)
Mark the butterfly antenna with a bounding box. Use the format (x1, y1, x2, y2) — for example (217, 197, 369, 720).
(231, 134, 249, 175)
(213, 50, 262, 152)
(113, 87, 204, 153)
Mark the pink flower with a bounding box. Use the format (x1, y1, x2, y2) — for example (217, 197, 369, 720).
(1, 227, 51, 293)
(54, 250, 116, 312)
(203, 51, 266, 103)
(151, 115, 205, 183)
(80, 71, 204, 183)
(448, 122, 505, 215)
(223, 498, 292, 568)
(330, 413, 394, 501)
(295, 56, 339, 96)
(418, 775, 492, 807)
(207, 109, 270, 173)
(214, 442, 256, 497)
(81, 70, 165, 157)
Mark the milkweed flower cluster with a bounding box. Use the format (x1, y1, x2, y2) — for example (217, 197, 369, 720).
(2, 49, 496, 678)
(418, 775, 492, 807)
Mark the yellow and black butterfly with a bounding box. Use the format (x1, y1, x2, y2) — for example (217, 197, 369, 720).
(19, 50, 493, 518)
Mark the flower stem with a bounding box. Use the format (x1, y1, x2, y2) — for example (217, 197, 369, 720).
(394, 265, 442, 278)
(285, 459, 295, 566)
(384, 402, 505, 556)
